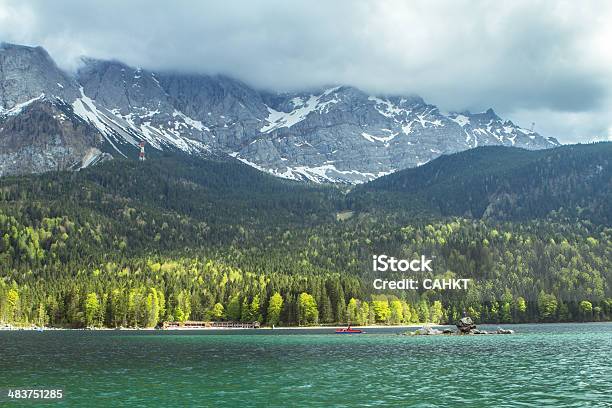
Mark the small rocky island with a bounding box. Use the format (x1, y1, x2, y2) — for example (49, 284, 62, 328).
(406, 317, 515, 336)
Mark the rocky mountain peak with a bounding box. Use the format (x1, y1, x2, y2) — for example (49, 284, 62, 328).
(0, 42, 79, 109)
(484, 107, 499, 119)
(0, 42, 561, 183)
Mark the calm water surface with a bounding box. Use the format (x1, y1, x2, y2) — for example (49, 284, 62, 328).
(1, 323, 611, 407)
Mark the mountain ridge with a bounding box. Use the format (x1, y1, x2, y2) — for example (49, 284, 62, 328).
(0, 42, 559, 182)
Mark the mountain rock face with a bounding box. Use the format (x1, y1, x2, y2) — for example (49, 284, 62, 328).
(0, 43, 559, 181)
(0, 99, 110, 175)
(0, 43, 79, 107)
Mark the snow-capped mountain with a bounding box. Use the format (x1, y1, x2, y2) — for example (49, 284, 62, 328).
(0, 43, 559, 182)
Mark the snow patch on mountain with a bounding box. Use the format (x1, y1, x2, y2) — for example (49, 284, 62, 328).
(0, 94, 46, 116)
(72, 88, 130, 156)
(261, 87, 341, 133)
(368, 96, 408, 119)
(72, 87, 210, 156)
(368, 97, 445, 133)
(361, 132, 398, 145)
(172, 110, 209, 132)
(279, 164, 395, 184)
(231, 151, 394, 184)
(450, 114, 470, 127)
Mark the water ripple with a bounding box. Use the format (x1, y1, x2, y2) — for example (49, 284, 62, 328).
(0, 323, 610, 407)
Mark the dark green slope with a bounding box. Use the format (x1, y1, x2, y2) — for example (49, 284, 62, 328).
(0, 151, 340, 257)
(350, 143, 612, 224)
(2, 151, 340, 218)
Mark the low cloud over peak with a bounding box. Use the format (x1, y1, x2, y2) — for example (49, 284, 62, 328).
(1, 0, 611, 143)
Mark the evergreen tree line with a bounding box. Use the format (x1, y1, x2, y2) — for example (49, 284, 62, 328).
(1, 254, 610, 328)
(0, 149, 610, 327)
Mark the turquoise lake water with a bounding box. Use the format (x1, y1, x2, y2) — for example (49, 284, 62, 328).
(1, 323, 611, 407)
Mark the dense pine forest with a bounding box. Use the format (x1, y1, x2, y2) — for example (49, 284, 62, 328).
(0, 144, 610, 327)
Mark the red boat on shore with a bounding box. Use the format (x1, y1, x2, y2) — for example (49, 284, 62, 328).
(335, 325, 364, 334)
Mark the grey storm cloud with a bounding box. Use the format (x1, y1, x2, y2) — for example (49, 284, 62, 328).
(1, 0, 611, 143)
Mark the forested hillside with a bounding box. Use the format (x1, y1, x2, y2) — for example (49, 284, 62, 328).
(0, 145, 610, 327)
(351, 143, 612, 224)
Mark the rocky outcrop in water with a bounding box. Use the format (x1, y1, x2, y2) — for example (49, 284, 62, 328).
(456, 316, 477, 334)
(404, 317, 515, 336)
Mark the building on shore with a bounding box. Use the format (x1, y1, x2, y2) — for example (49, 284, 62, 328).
(162, 321, 260, 329)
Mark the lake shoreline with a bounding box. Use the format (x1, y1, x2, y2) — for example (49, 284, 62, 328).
(0, 323, 436, 331)
(1, 321, 609, 331)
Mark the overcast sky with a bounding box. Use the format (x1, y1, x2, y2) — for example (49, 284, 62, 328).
(1, 0, 611, 143)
